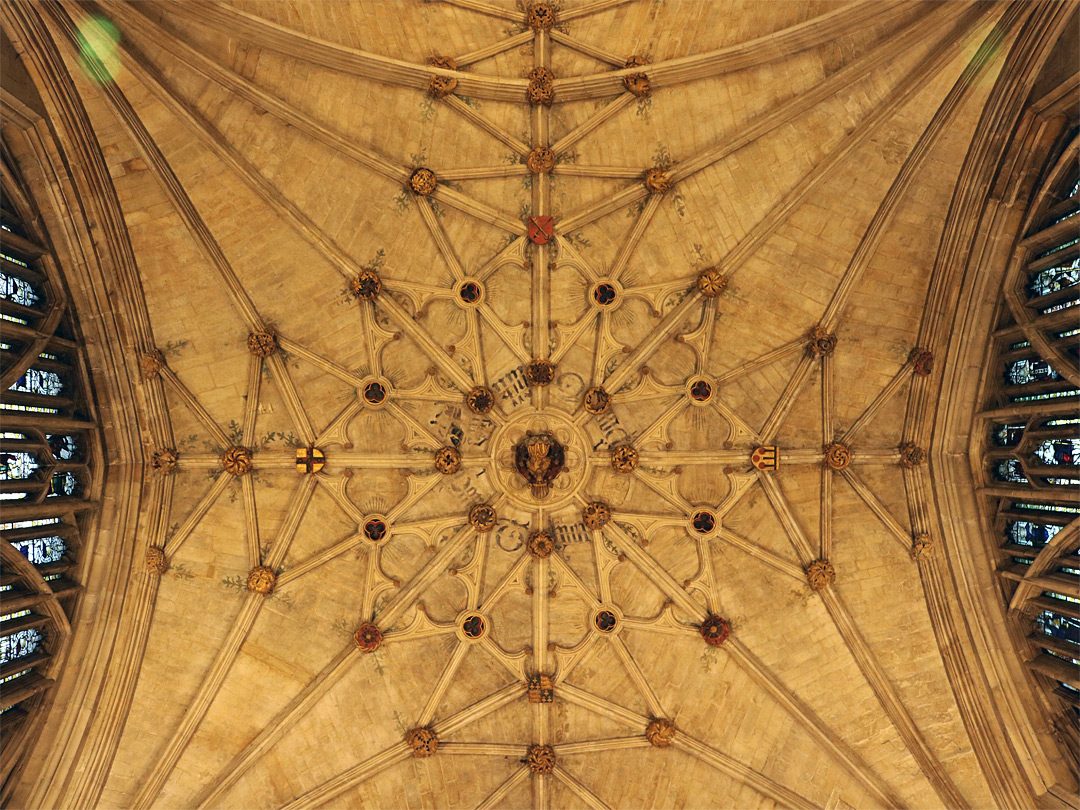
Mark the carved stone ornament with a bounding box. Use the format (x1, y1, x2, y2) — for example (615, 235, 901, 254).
(526, 743, 556, 774)
(296, 446, 326, 474)
(466, 385, 495, 415)
(428, 55, 458, 98)
(699, 615, 730, 646)
(406, 727, 438, 758)
(526, 530, 555, 558)
(645, 717, 677, 748)
(582, 501, 611, 529)
(610, 443, 639, 473)
(247, 329, 277, 358)
(145, 546, 168, 575)
(434, 446, 462, 475)
(691, 510, 716, 534)
(527, 2, 556, 30)
(138, 350, 165, 379)
(527, 145, 555, 174)
(899, 442, 926, 469)
(805, 559, 835, 591)
(528, 66, 555, 106)
(408, 167, 438, 196)
(151, 448, 179, 475)
(583, 386, 611, 414)
(353, 622, 383, 652)
(910, 533, 933, 561)
(247, 565, 277, 596)
(527, 673, 554, 703)
(350, 269, 382, 300)
(623, 56, 651, 97)
(643, 166, 673, 195)
(469, 503, 497, 532)
(515, 433, 565, 498)
(696, 267, 728, 297)
(751, 445, 779, 470)
(527, 215, 555, 245)
(363, 518, 388, 543)
(805, 326, 836, 358)
(909, 347, 934, 377)
(823, 442, 852, 471)
(222, 445, 254, 476)
(524, 358, 556, 385)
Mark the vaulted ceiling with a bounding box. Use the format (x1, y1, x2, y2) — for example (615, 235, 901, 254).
(3, 1, 1076, 809)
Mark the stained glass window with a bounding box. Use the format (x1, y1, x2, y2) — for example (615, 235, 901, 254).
(10, 536, 65, 565)
(994, 424, 1025, 445)
(0, 272, 39, 307)
(1028, 257, 1079, 297)
(1012, 387, 1080, 403)
(1008, 521, 1062, 547)
(47, 435, 77, 461)
(1038, 612, 1080, 644)
(0, 452, 39, 480)
(0, 629, 43, 665)
(1013, 501, 1080, 515)
(0, 518, 60, 531)
(9, 368, 62, 397)
(47, 471, 78, 498)
(1041, 299, 1078, 315)
(0, 251, 28, 268)
(994, 459, 1027, 484)
(1035, 236, 1079, 259)
(1034, 439, 1080, 466)
(1006, 358, 1059, 385)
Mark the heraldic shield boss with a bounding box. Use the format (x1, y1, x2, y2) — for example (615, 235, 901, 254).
(514, 433, 566, 498)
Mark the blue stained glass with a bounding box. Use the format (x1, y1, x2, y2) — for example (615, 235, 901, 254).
(1035, 439, 1080, 466)
(0, 628, 42, 664)
(46, 471, 77, 498)
(9, 369, 62, 397)
(1008, 521, 1062, 547)
(0, 452, 38, 481)
(995, 459, 1027, 484)
(1006, 358, 1060, 386)
(1038, 611, 1080, 644)
(0, 272, 39, 307)
(10, 536, 65, 565)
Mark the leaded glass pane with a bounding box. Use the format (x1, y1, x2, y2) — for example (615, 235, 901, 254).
(9, 368, 62, 396)
(1035, 439, 1080, 466)
(1008, 521, 1062, 547)
(994, 459, 1027, 484)
(1006, 358, 1060, 385)
(1029, 257, 1080, 297)
(994, 424, 1025, 445)
(0, 628, 42, 664)
(10, 536, 65, 565)
(0, 272, 39, 307)
(46, 435, 77, 461)
(46, 471, 77, 498)
(1038, 611, 1080, 644)
(0, 452, 38, 480)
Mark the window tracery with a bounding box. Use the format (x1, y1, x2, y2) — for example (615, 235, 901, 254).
(0, 150, 94, 780)
(980, 127, 1080, 753)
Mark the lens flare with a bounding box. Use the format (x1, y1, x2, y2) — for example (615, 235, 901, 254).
(76, 15, 121, 84)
